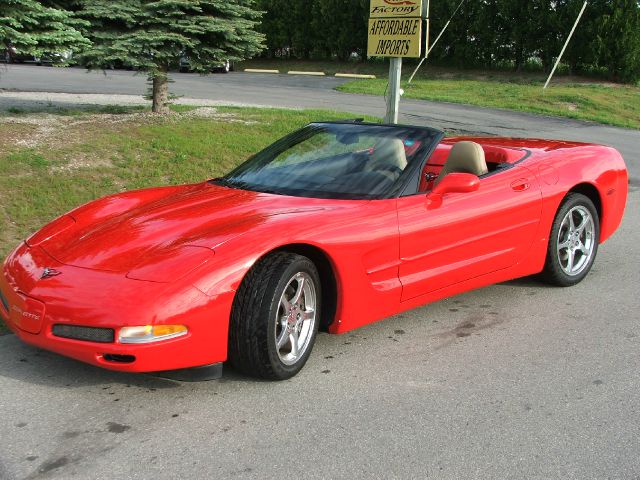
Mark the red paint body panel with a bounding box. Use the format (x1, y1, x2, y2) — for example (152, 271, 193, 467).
(0, 135, 628, 373)
(399, 164, 542, 301)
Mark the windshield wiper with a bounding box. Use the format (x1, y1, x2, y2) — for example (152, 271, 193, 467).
(213, 178, 250, 190)
(212, 178, 235, 188)
(213, 178, 281, 195)
(253, 187, 281, 195)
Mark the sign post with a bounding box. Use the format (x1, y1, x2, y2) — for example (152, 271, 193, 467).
(385, 57, 402, 124)
(368, 0, 423, 124)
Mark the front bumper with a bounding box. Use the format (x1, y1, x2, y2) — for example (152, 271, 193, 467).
(1, 317, 208, 373)
(1, 243, 234, 373)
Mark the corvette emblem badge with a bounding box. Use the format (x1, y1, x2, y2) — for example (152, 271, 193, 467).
(41, 268, 62, 280)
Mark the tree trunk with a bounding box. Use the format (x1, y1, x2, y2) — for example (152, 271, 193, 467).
(152, 69, 170, 114)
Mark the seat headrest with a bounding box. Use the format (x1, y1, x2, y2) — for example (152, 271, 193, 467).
(435, 141, 488, 186)
(366, 138, 408, 172)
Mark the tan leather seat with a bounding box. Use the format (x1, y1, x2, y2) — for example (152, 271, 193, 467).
(434, 141, 488, 187)
(365, 138, 407, 179)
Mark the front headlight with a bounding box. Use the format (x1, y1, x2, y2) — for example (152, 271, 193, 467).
(118, 325, 188, 344)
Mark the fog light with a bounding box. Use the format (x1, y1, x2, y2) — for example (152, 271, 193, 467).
(119, 325, 188, 344)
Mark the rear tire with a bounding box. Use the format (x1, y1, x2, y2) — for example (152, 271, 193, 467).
(541, 193, 600, 287)
(228, 252, 321, 380)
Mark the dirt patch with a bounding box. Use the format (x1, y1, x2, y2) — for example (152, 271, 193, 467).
(48, 152, 114, 174)
(178, 107, 260, 125)
(1, 108, 258, 179)
(0, 122, 38, 147)
(0, 112, 155, 149)
(562, 102, 579, 112)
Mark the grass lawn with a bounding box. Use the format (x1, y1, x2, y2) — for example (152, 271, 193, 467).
(238, 60, 639, 128)
(338, 77, 640, 129)
(0, 105, 375, 335)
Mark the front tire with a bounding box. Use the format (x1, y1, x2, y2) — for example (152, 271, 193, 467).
(541, 193, 600, 287)
(228, 252, 321, 380)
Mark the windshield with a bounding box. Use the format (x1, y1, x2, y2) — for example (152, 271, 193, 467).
(214, 123, 442, 200)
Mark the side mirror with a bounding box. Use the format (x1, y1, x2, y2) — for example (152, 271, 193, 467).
(427, 172, 480, 208)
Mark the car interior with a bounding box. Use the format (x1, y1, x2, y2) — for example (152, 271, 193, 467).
(419, 141, 528, 192)
(226, 132, 527, 199)
(363, 138, 408, 181)
(240, 135, 421, 198)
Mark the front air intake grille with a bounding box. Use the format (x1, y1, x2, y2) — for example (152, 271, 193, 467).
(52, 324, 115, 343)
(103, 354, 136, 364)
(0, 289, 9, 313)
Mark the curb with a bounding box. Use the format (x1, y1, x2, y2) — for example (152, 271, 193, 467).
(288, 71, 326, 76)
(335, 73, 377, 79)
(244, 69, 280, 74)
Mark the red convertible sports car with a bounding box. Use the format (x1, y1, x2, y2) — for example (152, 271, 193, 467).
(0, 121, 628, 380)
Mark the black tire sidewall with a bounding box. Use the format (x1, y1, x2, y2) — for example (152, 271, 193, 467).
(264, 257, 321, 379)
(545, 193, 600, 286)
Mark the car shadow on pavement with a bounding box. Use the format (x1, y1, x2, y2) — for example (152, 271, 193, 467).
(0, 333, 283, 388)
(500, 276, 556, 289)
(0, 334, 180, 389)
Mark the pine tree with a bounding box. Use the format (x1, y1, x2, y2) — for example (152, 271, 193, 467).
(77, 0, 265, 113)
(0, 0, 89, 62)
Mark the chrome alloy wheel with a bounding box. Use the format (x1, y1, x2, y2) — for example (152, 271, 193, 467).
(275, 272, 317, 366)
(557, 205, 596, 276)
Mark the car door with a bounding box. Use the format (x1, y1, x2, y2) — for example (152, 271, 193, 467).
(396, 165, 542, 302)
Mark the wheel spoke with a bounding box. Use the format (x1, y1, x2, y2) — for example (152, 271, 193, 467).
(289, 331, 300, 358)
(568, 212, 576, 232)
(277, 328, 289, 349)
(291, 276, 305, 305)
(301, 310, 314, 322)
(566, 248, 575, 273)
(575, 214, 589, 234)
(280, 295, 291, 312)
(558, 238, 571, 251)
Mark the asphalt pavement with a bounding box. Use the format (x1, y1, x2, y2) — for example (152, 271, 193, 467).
(0, 65, 639, 480)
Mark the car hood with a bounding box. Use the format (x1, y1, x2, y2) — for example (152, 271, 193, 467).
(30, 183, 338, 274)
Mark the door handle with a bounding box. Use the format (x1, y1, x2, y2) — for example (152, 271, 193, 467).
(510, 179, 530, 192)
